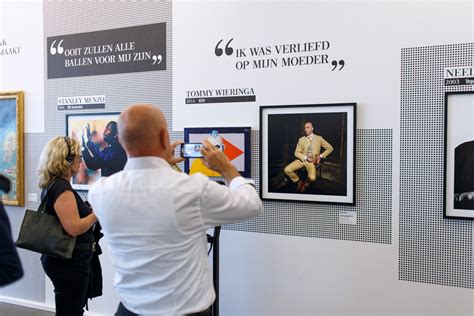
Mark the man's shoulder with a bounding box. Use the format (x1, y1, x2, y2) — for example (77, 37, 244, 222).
(111, 141, 125, 149)
(89, 171, 124, 192)
(187, 171, 209, 182)
(174, 171, 211, 191)
(314, 134, 327, 141)
(91, 167, 211, 188)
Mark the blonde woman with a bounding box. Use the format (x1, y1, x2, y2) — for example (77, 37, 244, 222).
(38, 136, 97, 316)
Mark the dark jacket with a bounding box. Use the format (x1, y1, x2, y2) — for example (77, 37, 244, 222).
(87, 222, 103, 300)
(0, 202, 24, 286)
(82, 140, 127, 177)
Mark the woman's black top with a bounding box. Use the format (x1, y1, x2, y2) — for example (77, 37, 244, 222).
(42, 178, 94, 245)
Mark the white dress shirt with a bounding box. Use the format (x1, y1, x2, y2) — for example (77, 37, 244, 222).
(88, 157, 262, 315)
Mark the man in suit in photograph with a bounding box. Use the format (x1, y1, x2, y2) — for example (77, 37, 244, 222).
(284, 121, 333, 192)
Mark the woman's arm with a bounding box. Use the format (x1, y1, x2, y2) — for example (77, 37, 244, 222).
(54, 190, 97, 236)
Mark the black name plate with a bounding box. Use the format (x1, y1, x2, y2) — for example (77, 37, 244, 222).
(47, 23, 166, 79)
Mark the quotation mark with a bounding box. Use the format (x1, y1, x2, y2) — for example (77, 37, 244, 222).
(50, 39, 64, 55)
(152, 54, 162, 65)
(215, 38, 234, 56)
(331, 59, 345, 71)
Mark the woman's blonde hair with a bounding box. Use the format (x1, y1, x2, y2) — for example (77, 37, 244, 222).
(38, 136, 81, 189)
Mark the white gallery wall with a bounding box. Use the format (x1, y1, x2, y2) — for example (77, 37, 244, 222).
(173, 1, 474, 315)
(0, 1, 472, 315)
(0, 0, 44, 133)
(173, 1, 473, 131)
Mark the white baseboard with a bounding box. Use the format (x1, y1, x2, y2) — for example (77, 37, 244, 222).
(0, 295, 54, 312)
(0, 295, 110, 316)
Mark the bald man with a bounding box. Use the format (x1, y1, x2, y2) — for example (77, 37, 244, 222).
(88, 104, 262, 316)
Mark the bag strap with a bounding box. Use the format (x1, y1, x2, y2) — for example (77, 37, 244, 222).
(38, 178, 65, 214)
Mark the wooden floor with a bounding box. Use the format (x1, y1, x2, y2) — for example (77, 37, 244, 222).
(0, 302, 54, 316)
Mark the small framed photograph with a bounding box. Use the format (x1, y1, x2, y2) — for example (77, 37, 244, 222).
(66, 112, 127, 190)
(444, 91, 474, 219)
(0, 91, 24, 206)
(260, 103, 356, 204)
(184, 127, 251, 178)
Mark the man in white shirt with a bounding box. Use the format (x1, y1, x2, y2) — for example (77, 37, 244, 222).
(88, 104, 262, 316)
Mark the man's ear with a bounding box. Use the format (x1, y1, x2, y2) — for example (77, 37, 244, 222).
(159, 129, 169, 150)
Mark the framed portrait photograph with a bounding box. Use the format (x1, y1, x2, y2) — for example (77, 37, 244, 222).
(0, 91, 24, 206)
(184, 127, 251, 178)
(260, 103, 356, 204)
(444, 91, 474, 219)
(66, 112, 127, 190)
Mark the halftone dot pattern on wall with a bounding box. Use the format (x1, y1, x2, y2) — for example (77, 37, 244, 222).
(225, 129, 393, 244)
(399, 43, 473, 289)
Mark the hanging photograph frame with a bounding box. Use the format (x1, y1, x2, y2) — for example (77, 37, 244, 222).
(66, 112, 126, 190)
(184, 127, 251, 178)
(260, 103, 356, 205)
(444, 91, 474, 220)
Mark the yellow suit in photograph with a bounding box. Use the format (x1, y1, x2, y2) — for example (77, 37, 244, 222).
(284, 134, 333, 183)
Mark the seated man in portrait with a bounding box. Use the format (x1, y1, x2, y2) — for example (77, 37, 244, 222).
(284, 121, 333, 192)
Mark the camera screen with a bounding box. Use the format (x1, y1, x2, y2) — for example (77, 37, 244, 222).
(182, 143, 203, 158)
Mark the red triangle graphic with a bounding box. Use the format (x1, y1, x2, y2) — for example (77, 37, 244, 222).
(222, 137, 244, 161)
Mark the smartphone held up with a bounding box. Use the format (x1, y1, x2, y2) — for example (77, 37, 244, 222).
(180, 143, 204, 158)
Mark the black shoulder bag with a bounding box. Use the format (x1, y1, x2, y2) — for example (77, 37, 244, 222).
(15, 179, 77, 259)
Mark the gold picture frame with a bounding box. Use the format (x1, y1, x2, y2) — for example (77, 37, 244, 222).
(0, 91, 24, 206)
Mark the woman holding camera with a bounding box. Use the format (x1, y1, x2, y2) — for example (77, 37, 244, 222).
(37, 136, 97, 315)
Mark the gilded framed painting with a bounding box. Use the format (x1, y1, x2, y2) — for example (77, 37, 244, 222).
(0, 91, 24, 206)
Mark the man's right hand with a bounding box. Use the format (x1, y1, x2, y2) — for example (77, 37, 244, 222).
(201, 139, 240, 182)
